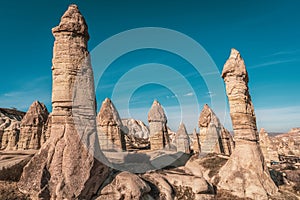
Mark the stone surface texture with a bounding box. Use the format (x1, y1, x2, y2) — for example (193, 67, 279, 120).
(122, 118, 150, 149)
(97, 98, 126, 151)
(218, 48, 278, 199)
(198, 104, 234, 155)
(17, 101, 49, 150)
(18, 5, 109, 199)
(0, 108, 24, 150)
(97, 171, 151, 200)
(175, 123, 191, 153)
(259, 128, 280, 164)
(148, 100, 170, 150)
(192, 128, 201, 153)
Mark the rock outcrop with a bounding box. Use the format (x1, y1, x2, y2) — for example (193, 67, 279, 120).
(198, 104, 233, 155)
(148, 100, 170, 150)
(97, 172, 151, 200)
(97, 98, 126, 151)
(17, 101, 49, 150)
(218, 48, 277, 199)
(259, 128, 279, 165)
(175, 123, 191, 154)
(0, 108, 25, 150)
(122, 118, 150, 149)
(273, 128, 300, 157)
(18, 5, 109, 199)
(192, 128, 201, 153)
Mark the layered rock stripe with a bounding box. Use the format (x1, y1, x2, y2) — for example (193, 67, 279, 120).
(217, 49, 277, 199)
(148, 100, 170, 150)
(18, 5, 109, 199)
(97, 98, 126, 151)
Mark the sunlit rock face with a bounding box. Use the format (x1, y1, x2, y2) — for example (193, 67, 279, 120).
(18, 5, 109, 199)
(122, 118, 150, 149)
(175, 123, 191, 154)
(198, 104, 234, 155)
(191, 128, 201, 153)
(97, 98, 126, 151)
(218, 48, 278, 199)
(17, 101, 49, 150)
(259, 128, 280, 165)
(148, 100, 170, 150)
(0, 108, 25, 150)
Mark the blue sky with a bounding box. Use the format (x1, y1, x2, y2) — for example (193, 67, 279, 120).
(0, 0, 299, 133)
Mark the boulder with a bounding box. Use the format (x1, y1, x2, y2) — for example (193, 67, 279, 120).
(97, 172, 151, 200)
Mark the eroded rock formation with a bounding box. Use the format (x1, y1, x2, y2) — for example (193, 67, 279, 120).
(122, 118, 150, 149)
(259, 128, 279, 165)
(18, 5, 109, 199)
(198, 104, 233, 155)
(0, 108, 24, 150)
(218, 48, 277, 199)
(148, 100, 170, 150)
(175, 123, 190, 154)
(97, 98, 126, 151)
(192, 128, 201, 153)
(17, 101, 49, 150)
(97, 172, 151, 200)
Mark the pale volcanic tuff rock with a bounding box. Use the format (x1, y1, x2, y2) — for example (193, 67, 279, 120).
(175, 123, 191, 154)
(192, 128, 201, 153)
(148, 100, 170, 150)
(17, 101, 49, 150)
(18, 5, 109, 199)
(259, 128, 279, 164)
(198, 104, 234, 155)
(122, 118, 150, 149)
(273, 128, 300, 157)
(218, 49, 277, 199)
(0, 108, 25, 150)
(97, 98, 126, 151)
(97, 172, 151, 200)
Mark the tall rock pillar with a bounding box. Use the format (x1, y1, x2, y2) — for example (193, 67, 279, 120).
(175, 123, 191, 154)
(97, 98, 126, 151)
(148, 100, 170, 150)
(218, 49, 277, 199)
(18, 5, 109, 199)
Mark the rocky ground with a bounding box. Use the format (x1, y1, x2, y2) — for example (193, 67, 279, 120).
(0, 151, 299, 199)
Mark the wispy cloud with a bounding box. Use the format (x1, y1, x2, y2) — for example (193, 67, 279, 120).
(255, 106, 300, 132)
(0, 76, 51, 111)
(249, 59, 297, 69)
(262, 50, 300, 57)
(183, 92, 194, 97)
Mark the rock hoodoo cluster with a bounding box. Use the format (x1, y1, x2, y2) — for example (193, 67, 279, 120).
(218, 49, 278, 199)
(0, 4, 296, 200)
(122, 118, 150, 149)
(97, 98, 126, 151)
(198, 104, 234, 155)
(18, 5, 109, 199)
(148, 100, 170, 150)
(17, 101, 49, 150)
(175, 123, 190, 154)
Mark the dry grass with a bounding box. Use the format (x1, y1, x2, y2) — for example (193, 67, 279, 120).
(0, 181, 30, 200)
(199, 153, 228, 178)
